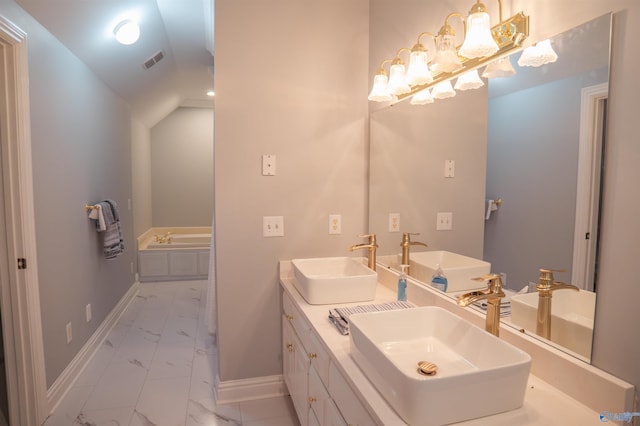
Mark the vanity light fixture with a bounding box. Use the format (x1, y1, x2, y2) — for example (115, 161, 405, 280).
(517, 39, 558, 67)
(387, 49, 412, 95)
(410, 88, 435, 105)
(482, 55, 516, 78)
(458, 1, 500, 59)
(367, 59, 394, 102)
(431, 80, 456, 99)
(113, 19, 140, 45)
(430, 16, 465, 74)
(454, 69, 485, 90)
(368, 0, 529, 105)
(406, 33, 435, 86)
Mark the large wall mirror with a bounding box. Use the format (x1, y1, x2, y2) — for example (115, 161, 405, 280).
(369, 14, 612, 363)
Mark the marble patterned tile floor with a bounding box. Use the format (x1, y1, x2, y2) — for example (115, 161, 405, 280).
(43, 280, 300, 426)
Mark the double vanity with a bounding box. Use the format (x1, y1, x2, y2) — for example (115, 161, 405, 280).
(280, 255, 633, 425)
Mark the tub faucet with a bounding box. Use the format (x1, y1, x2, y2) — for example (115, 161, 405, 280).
(535, 269, 579, 340)
(457, 274, 506, 337)
(155, 231, 172, 243)
(349, 234, 378, 271)
(400, 233, 428, 275)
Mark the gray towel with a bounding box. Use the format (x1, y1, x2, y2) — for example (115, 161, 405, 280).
(97, 200, 124, 259)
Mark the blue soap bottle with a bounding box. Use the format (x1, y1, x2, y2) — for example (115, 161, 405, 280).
(397, 264, 409, 301)
(431, 264, 448, 292)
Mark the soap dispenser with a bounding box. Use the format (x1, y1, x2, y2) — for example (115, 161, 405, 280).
(431, 264, 448, 292)
(397, 264, 409, 301)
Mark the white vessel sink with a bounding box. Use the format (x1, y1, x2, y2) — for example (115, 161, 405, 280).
(405, 251, 491, 293)
(349, 306, 531, 426)
(510, 290, 595, 358)
(291, 257, 377, 305)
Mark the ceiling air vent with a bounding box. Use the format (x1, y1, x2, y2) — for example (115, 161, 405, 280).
(142, 50, 165, 70)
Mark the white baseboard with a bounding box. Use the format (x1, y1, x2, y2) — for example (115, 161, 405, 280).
(214, 374, 287, 404)
(46, 281, 139, 413)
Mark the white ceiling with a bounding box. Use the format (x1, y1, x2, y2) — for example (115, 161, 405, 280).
(16, 0, 214, 127)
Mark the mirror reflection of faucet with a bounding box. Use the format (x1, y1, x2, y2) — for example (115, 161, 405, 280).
(535, 268, 579, 339)
(400, 232, 428, 275)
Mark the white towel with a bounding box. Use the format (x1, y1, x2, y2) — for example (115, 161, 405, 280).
(88, 204, 106, 231)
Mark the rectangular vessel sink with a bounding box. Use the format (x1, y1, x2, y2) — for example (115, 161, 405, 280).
(510, 290, 595, 359)
(349, 306, 531, 426)
(291, 257, 377, 305)
(405, 251, 491, 293)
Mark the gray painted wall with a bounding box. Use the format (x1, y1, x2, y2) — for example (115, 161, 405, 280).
(150, 107, 213, 228)
(485, 70, 607, 290)
(369, 93, 487, 259)
(0, 1, 138, 386)
(132, 118, 152, 241)
(215, 0, 369, 382)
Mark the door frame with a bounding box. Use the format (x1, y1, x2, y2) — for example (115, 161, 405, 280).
(0, 16, 48, 425)
(572, 82, 608, 291)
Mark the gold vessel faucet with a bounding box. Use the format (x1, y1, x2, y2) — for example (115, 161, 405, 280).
(457, 274, 506, 337)
(400, 232, 428, 274)
(535, 269, 579, 339)
(349, 234, 378, 271)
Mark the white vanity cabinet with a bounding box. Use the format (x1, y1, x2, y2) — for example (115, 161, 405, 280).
(282, 292, 375, 426)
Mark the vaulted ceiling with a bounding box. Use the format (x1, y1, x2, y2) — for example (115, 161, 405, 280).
(16, 0, 214, 127)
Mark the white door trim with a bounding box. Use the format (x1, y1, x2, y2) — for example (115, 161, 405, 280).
(572, 82, 608, 291)
(0, 16, 48, 425)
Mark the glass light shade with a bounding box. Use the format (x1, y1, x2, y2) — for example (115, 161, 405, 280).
(431, 80, 456, 99)
(406, 49, 433, 86)
(114, 20, 140, 45)
(536, 39, 558, 64)
(482, 56, 516, 78)
(387, 63, 411, 95)
(517, 40, 558, 67)
(410, 88, 435, 105)
(431, 34, 463, 73)
(454, 70, 485, 91)
(368, 73, 393, 102)
(458, 12, 499, 58)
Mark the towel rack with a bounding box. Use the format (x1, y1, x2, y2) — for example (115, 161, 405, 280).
(85, 204, 98, 212)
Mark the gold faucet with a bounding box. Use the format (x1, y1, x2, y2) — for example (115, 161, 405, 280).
(535, 269, 579, 340)
(457, 274, 506, 337)
(400, 232, 428, 274)
(349, 234, 378, 271)
(154, 231, 171, 243)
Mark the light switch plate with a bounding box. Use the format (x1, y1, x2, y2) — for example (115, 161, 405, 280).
(436, 212, 453, 230)
(263, 216, 284, 237)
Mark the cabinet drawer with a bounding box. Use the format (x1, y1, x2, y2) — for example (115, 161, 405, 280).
(307, 330, 330, 386)
(283, 293, 310, 344)
(329, 363, 377, 426)
(308, 367, 330, 425)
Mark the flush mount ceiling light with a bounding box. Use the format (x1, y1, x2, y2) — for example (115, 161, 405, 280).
(114, 19, 140, 45)
(368, 0, 530, 105)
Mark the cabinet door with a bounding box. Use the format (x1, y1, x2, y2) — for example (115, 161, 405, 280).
(325, 399, 347, 426)
(329, 363, 376, 426)
(283, 318, 309, 426)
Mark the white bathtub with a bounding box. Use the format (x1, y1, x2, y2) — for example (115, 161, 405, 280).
(137, 227, 212, 282)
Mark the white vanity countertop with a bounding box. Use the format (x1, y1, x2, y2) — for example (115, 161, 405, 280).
(280, 273, 607, 425)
